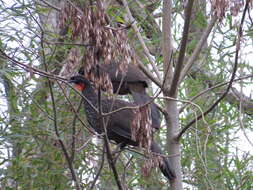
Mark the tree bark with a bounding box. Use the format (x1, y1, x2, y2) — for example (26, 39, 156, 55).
(162, 0, 183, 189)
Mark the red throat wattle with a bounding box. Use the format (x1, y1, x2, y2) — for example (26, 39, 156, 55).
(74, 83, 85, 91)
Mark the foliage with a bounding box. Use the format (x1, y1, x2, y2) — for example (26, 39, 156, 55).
(0, 0, 253, 190)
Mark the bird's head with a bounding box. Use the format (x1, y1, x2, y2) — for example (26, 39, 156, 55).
(69, 75, 91, 92)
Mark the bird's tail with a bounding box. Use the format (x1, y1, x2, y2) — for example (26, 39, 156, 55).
(151, 142, 176, 180)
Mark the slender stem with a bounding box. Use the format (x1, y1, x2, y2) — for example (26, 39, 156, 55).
(179, 74, 253, 113)
(71, 99, 83, 162)
(89, 145, 106, 190)
(96, 57, 123, 189)
(121, 0, 161, 82)
(169, 0, 194, 97)
(39, 0, 61, 11)
(57, 81, 95, 134)
(176, 0, 250, 141)
(35, 11, 81, 190)
(179, 15, 218, 83)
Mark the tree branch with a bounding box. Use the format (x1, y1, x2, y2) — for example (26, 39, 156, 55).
(70, 99, 83, 162)
(176, 0, 250, 141)
(39, 0, 61, 11)
(96, 65, 124, 190)
(39, 23, 81, 189)
(162, 0, 173, 89)
(57, 81, 95, 134)
(89, 144, 106, 190)
(121, 0, 161, 82)
(179, 72, 253, 114)
(169, 0, 194, 97)
(179, 15, 218, 83)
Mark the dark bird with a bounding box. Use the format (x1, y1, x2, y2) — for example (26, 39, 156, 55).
(69, 75, 176, 180)
(79, 62, 162, 130)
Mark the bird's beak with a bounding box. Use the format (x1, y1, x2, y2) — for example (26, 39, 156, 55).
(68, 79, 75, 83)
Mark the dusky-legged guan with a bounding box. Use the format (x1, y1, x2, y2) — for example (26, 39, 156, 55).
(69, 75, 176, 180)
(79, 62, 161, 130)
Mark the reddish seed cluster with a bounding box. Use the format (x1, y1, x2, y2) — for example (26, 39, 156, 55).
(59, 0, 135, 94)
(59, 48, 81, 78)
(230, 0, 244, 16)
(131, 105, 152, 151)
(59, 2, 153, 173)
(142, 153, 163, 178)
(211, 0, 229, 20)
(211, 0, 245, 20)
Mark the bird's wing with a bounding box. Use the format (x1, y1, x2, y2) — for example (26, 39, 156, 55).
(102, 99, 135, 141)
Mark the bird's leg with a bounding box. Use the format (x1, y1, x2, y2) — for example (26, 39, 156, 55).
(111, 142, 126, 164)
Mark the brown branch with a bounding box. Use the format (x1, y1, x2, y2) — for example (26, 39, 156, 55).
(36, 17, 81, 189)
(44, 40, 92, 47)
(137, 60, 162, 88)
(179, 15, 218, 83)
(96, 66, 124, 190)
(162, 0, 173, 89)
(176, 0, 251, 141)
(57, 81, 95, 134)
(39, 0, 61, 11)
(0, 50, 67, 82)
(179, 74, 253, 113)
(121, 0, 162, 82)
(70, 99, 83, 162)
(48, 79, 81, 190)
(89, 144, 106, 190)
(169, 0, 194, 97)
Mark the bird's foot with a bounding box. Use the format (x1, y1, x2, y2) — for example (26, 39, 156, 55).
(111, 143, 125, 164)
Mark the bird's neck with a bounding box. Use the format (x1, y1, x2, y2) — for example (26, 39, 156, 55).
(82, 86, 98, 106)
(82, 85, 101, 132)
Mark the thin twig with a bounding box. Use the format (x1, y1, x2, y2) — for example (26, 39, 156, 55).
(44, 40, 92, 47)
(159, 96, 208, 126)
(121, 0, 161, 82)
(169, 0, 194, 97)
(179, 15, 218, 83)
(122, 155, 133, 185)
(89, 144, 106, 190)
(57, 81, 95, 134)
(179, 74, 253, 113)
(96, 62, 124, 190)
(39, 0, 61, 11)
(176, 0, 250, 141)
(33, 10, 81, 189)
(0, 50, 67, 82)
(137, 60, 162, 88)
(66, 0, 84, 15)
(22, 88, 54, 121)
(70, 99, 83, 162)
(48, 77, 81, 190)
(77, 136, 93, 152)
